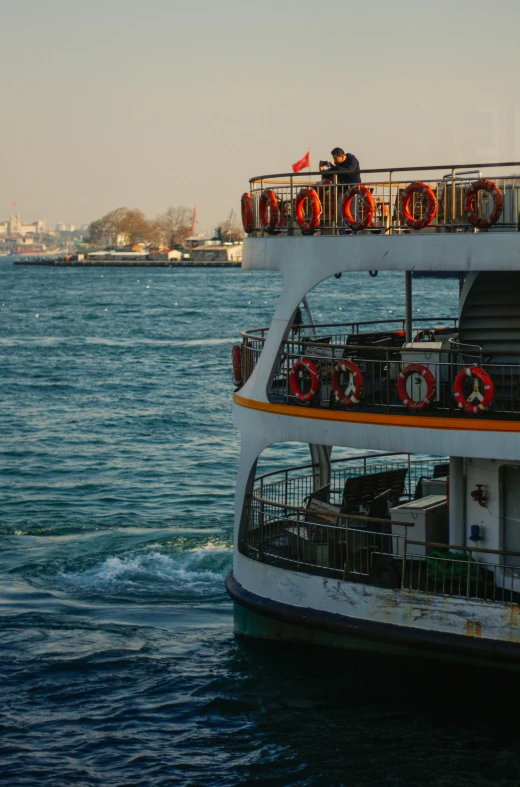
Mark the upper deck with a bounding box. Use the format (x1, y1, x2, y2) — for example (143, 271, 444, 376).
(241, 162, 520, 274)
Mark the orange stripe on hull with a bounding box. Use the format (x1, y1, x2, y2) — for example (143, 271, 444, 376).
(233, 394, 520, 433)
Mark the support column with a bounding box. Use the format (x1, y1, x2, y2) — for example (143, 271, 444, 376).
(405, 270, 413, 342)
(449, 456, 465, 546)
(309, 444, 331, 491)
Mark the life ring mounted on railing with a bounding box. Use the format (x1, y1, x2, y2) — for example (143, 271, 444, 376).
(453, 366, 495, 414)
(289, 357, 320, 403)
(397, 363, 436, 411)
(341, 185, 375, 231)
(232, 345, 243, 388)
(401, 182, 437, 230)
(295, 187, 322, 234)
(259, 189, 279, 234)
(331, 360, 364, 407)
(241, 193, 254, 234)
(464, 180, 503, 229)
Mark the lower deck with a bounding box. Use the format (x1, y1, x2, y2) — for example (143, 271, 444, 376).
(239, 452, 520, 608)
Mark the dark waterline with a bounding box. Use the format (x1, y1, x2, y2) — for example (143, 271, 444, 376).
(2, 259, 519, 786)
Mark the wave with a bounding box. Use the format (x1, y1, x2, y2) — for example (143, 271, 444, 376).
(58, 543, 232, 601)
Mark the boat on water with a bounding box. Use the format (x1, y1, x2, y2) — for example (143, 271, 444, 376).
(226, 161, 520, 669)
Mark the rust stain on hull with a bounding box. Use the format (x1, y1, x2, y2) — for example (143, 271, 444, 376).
(465, 620, 482, 638)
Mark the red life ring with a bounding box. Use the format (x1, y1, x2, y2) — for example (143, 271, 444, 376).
(331, 360, 364, 406)
(241, 193, 254, 234)
(289, 357, 320, 403)
(464, 180, 503, 229)
(401, 182, 437, 230)
(341, 185, 375, 231)
(232, 345, 243, 387)
(295, 187, 322, 234)
(259, 189, 279, 234)
(453, 366, 494, 414)
(397, 363, 436, 411)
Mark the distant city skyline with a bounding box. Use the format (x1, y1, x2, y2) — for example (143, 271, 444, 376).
(2, 0, 520, 231)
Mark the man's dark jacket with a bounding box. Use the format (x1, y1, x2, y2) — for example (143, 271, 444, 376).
(325, 153, 361, 185)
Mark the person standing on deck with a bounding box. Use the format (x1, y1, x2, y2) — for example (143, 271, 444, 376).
(319, 148, 361, 230)
(320, 148, 361, 184)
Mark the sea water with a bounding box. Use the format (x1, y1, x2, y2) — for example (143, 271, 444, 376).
(2, 260, 519, 786)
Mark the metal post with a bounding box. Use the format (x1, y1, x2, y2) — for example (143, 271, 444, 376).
(402, 526, 407, 588)
(288, 175, 294, 236)
(343, 515, 349, 580)
(388, 171, 393, 234)
(405, 271, 413, 342)
(451, 168, 456, 227)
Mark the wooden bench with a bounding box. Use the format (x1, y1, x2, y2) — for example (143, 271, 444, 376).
(341, 467, 408, 513)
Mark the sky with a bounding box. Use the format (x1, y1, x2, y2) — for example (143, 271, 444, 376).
(2, 0, 520, 233)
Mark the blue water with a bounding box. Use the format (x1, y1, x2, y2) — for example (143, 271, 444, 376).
(2, 260, 519, 786)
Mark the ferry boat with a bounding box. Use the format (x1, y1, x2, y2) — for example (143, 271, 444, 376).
(226, 162, 520, 668)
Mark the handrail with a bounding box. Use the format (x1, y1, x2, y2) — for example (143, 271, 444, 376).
(407, 539, 520, 558)
(249, 161, 520, 184)
(254, 451, 405, 482)
(247, 333, 520, 358)
(251, 495, 520, 561)
(241, 316, 459, 339)
(250, 493, 415, 528)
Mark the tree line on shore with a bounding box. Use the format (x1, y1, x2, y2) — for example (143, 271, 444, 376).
(86, 206, 243, 248)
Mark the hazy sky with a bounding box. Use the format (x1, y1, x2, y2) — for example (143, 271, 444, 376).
(2, 0, 520, 232)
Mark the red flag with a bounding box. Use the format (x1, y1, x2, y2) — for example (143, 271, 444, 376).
(292, 151, 310, 173)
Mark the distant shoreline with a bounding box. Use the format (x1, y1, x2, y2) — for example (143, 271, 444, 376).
(14, 259, 241, 268)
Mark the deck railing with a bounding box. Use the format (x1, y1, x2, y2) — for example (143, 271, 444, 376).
(241, 455, 520, 604)
(245, 162, 520, 236)
(240, 316, 458, 386)
(237, 317, 520, 420)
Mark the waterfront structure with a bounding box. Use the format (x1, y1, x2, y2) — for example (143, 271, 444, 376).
(0, 215, 45, 237)
(227, 162, 520, 668)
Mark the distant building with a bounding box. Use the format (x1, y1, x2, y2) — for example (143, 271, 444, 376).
(55, 222, 75, 233)
(0, 215, 45, 237)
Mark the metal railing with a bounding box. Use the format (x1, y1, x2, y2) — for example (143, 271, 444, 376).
(270, 340, 520, 417)
(254, 452, 441, 510)
(240, 316, 459, 386)
(246, 162, 520, 236)
(236, 317, 520, 419)
(241, 455, 520, 604)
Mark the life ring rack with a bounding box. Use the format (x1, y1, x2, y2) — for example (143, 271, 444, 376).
(295, 187, 322, 235)
(232, 345, 243, 388)
(453, 366, 495, 415)
(464, 179, 503, 229)
(259, 188, 279, 234)
(341, 185, 375, 231)
(401, 181, 437, 230)
(397, 363, 436, 411)
(241, 192, 254, 234)
(331, 360, 364, 406)
(289, 357, 320, 403)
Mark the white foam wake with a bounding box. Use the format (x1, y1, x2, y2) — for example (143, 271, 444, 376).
(60, 543, 232, 599)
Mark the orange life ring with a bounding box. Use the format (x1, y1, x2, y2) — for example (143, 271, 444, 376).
(295, 187, 322, 234)
(289, 357, 320, 403)
(331, 360, 364, 406)
(453, 366, 494, 414)
(341, 185, 375, 231)
(401, 181, 437, 230)
(259, 189, 279, 234)
(397, 363, 436, 411)
(241, 193, 254, 234)
(232, 345, 243, 387)
(464, 180, 503, 229)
